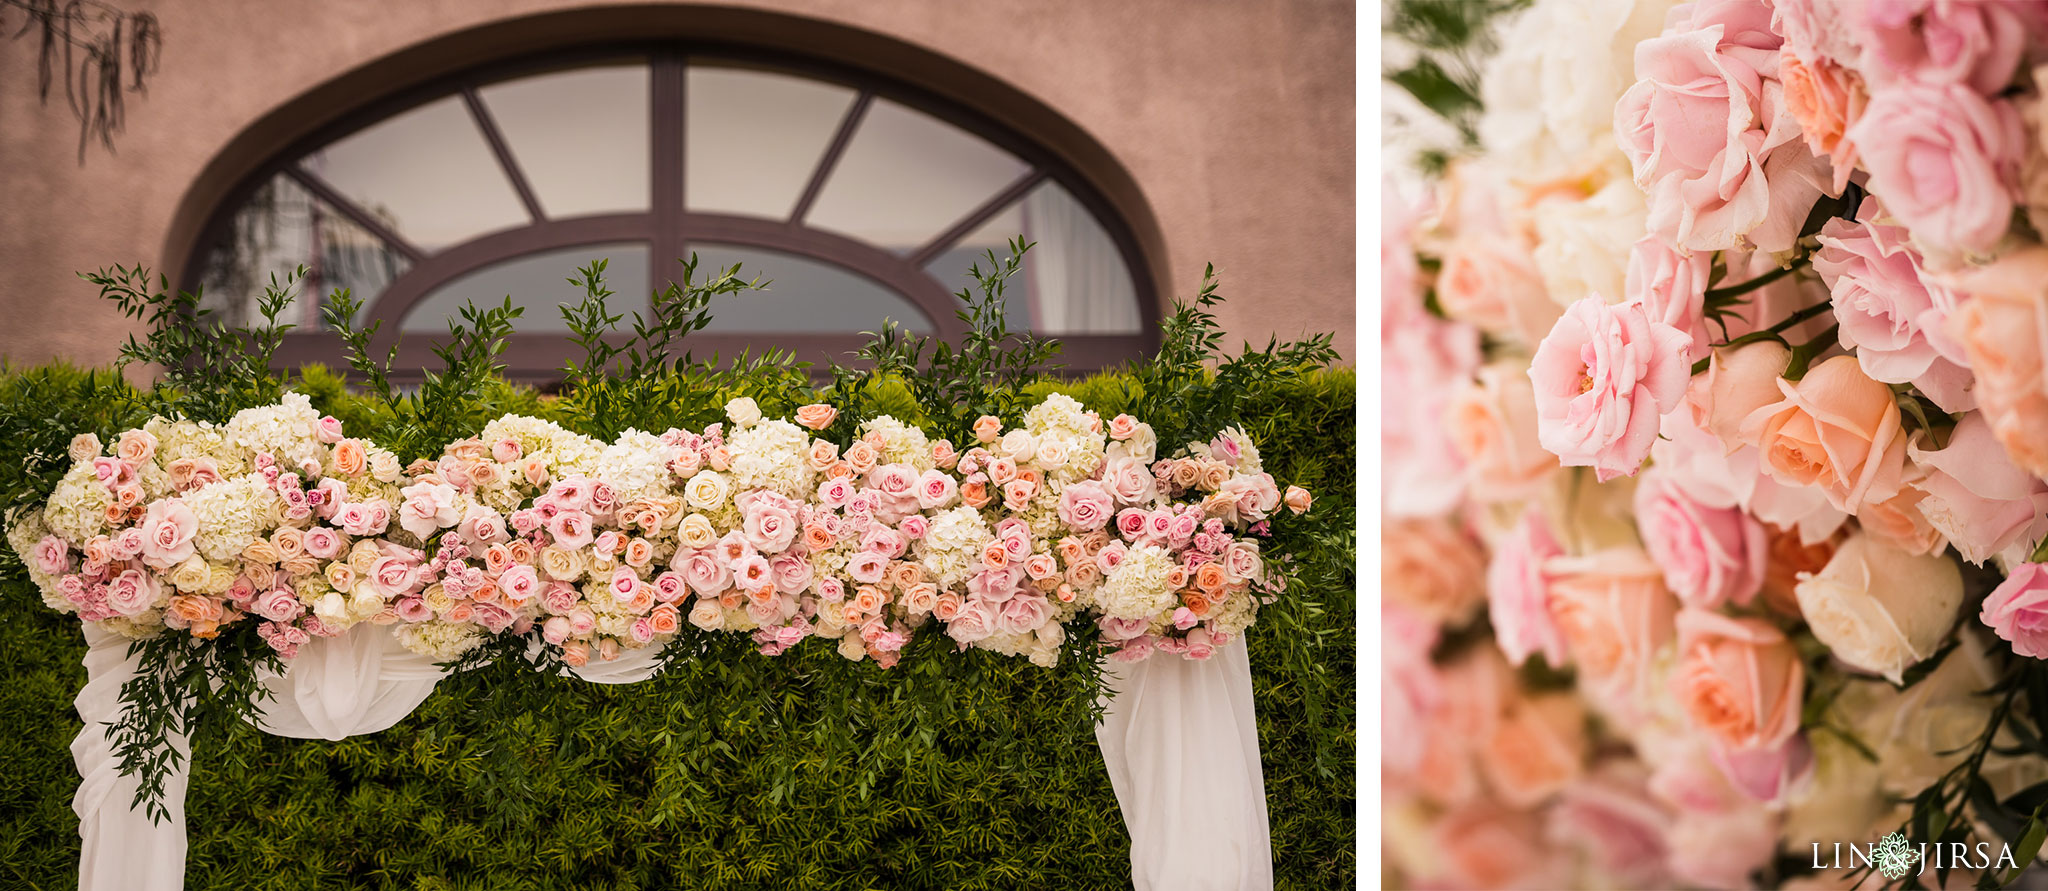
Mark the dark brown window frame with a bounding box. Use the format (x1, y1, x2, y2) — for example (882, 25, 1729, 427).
(183, 41, 1162, 384)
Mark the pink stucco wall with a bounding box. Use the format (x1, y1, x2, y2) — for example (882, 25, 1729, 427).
(0, 0, 1354, 369)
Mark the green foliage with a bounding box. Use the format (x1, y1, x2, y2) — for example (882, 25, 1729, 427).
(860, 238, 1063, 445)
(0, 251, 1355, 888)
(87, 264, 299, 424)
(1381, 0, 1528, 154)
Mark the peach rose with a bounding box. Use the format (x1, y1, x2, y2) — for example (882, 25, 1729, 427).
(1381, 516, 1486, 625)
(1436, 236, 1560, 346)
(1686, 339, 1791, 451)
(1478, 692, 1587, 808)
(1780, 54, 1866, 193)
(1671, 608, 1803, 752)
(333, 439, 368, 477)
(1943, 246, 2048, 476)
(972, 415, 1002, 443)
(1283, 486, 1311, 515)
(1544, 551, 1679, 703)
(1446, 361, 1556, 501)
(794, 404, 838, 430)
(806, 439, 839, 471)
(1739, 355, 1908, 513)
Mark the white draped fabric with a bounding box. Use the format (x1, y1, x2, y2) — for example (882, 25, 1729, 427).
(68, 628, 1270, 890)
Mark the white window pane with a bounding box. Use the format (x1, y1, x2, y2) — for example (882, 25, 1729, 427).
(305, 96, 529, 252)
(685, 243, 933, 333)
(804, 98, 1030, 252)
(481, 62, 651, 218)
(404, 243, 648, 333)
(921, 182, 1142, 334)
(198, 173, 411, 330)
(685, 66, 855, 219)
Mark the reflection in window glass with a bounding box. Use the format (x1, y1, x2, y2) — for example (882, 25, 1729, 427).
(198, 173, 411, 329)
(804, 98, 1030, 252)
(685, 243, 933, 333)
(922, 182, 1141, 334)
(685, 66, 856, 219)
(305, 96, 529, 251)
(404, 243, 649, 333)
(482, 62, 651, 218)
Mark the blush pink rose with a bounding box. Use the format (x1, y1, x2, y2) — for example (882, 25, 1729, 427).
(139, 499, 198, 570)
(1615, 1, 1830, 253)
(253, 588, 305, 623)
(1634, 467, 1767, 609)
(1547, 764, 1672, 887)
(1383, 302, 1479, 516)
(1672, 608, 1803, 752)
(1906, 412, 2048, 565)
(1435, 235, 1561, 346)
(1814, 198, 1974, 411)
(31, 536, 70, 576)
(105, 569, 160, 617)
(1625, 235, 1713, 357)
(1485, 509, 1566, 668)
(1857, 0, 2030, 96)
(1478, 692, 1587, 808)
(1849, 82, 2024, 257)
(1981, 562, 2048, 658)
(1529, 297, 1692, 481)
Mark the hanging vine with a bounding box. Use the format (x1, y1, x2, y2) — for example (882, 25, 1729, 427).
(2, 0, 161, 160)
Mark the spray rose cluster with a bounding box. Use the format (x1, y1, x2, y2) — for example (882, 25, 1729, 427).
(13, 392, 1309, 669)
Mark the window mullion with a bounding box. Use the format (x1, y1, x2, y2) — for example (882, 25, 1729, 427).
(787, 91, 872, 226)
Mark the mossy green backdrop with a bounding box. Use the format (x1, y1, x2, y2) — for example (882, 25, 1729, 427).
(0, 365, 1354, 890)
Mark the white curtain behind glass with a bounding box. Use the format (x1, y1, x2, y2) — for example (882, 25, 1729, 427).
(1022, 185, 1143, 334)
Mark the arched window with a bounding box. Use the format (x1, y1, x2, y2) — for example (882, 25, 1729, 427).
(188, 45, 1160, 382)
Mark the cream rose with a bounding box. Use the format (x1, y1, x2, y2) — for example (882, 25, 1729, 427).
(1794, 532, 1962, 683)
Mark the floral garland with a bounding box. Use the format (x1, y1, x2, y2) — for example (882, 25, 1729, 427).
(10, 390, 1311, 671)
(1385, 0, 2048, 887)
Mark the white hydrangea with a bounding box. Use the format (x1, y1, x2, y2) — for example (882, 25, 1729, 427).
(1096, 544, 1178, 621)
(96, 614, 165, 640)
(480, 415, 605, 476)
(395, 620, 485, 659)
(593, 429, 679, 503)
(225, 392, 325, 468)
(43, 462, 112, 544)
(919, 506, 991, 587)
(1209, 591, 1259, 638)
(6, 508, 68, 611)
(185, 473, 282, 562)
(860, 415, 935, 472)
(1022, 395, 1106, 483)
(147, 417, 246, 477)
(726, 418, 812, 500)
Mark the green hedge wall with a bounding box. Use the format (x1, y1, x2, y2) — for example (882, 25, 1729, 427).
(0, 365, 1354, 891)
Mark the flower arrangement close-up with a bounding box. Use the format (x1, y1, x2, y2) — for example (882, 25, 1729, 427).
(1383, 0, 2048, 888)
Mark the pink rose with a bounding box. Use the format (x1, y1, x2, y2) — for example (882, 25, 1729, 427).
(1984, 563, 2048, 658)
(769, 553, 812, 594)
(1616, 3, 1830, 252)
(314, 415, 345, 444)
(847, 551, 888, 585)
(1625, 235, 1713, 357)
(1780, 53, 1867, 193)
(1486, 510, 1567, 668)
(1907, 412, 2048, 565)
(499, 565, 541, 605)
(139, 499, 198, 570)
(679, 550, 730, 596)
(547, 510, 594, 551)
(105, 569, 160, 617)
(1102, 456, 1158, 507)
(995, 593, 1053, 636)
(1858, 0, 2030, 95)
(898, 515, 928, 540)
(253, 588, 305, 622)
(31, 535, 71, 576)
(742, 502, 797, 553)
(1383, 300, 1479, 516)
(913, 469, 957, 509)
(492, 439, 522, 464)
(1057, 482, 1113, 532)
(816, 477, 853, 509)
(368, 555, 423, 598)
(1529, 297, 1692, 481)
(1548, 766, 1672, 887)
(1849, 82, 2023, 256)
(398, 480, 461, 539)
(945, 598, 997, 644)
(1814, 198, 1974, 410)
(1634, 467, 1767, 609)
(303, 527, 344, 560)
